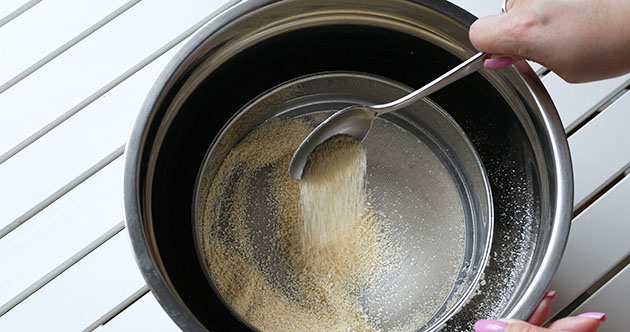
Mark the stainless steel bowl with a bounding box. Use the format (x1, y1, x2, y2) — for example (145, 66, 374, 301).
(123, 0, 573, 331)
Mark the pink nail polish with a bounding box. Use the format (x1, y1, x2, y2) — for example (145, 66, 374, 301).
(474, 320, 507, 332)
(545, 290, 556, 299)
(484, 57, 516, 69)
(578, 312, 607, 322)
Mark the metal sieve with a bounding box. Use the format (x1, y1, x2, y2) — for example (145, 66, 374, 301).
(193, 72, 493, 332)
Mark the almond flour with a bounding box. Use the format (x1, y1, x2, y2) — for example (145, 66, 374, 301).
(199, 118, 402, 331)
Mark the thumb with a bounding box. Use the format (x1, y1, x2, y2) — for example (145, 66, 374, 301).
(469, 13, 535, 58)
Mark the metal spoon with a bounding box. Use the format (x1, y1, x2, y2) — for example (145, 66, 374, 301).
(288, 51, 487, 180)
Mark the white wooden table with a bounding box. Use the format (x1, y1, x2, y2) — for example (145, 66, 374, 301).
(0, 1, 628, 331)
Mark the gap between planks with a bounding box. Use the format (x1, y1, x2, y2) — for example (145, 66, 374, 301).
(536, 66, 550, 78)
(83, 285, 150, 332)
(0, 0, 41, 28)
(572, 164, 630, 218)
(547, 254, 630, 325)
(0, 221, 125, 317)
(566, 86, 630, 137)
(0, 0, 141, 94)
(0, 145, 124, 240)
(565, 79, 630, 134)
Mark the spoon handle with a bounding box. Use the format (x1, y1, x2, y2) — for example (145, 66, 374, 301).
(371, 52, 486, 115)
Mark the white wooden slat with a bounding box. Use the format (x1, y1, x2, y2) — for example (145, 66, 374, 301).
(533, 64, 546, 75)
(0, 0, 228, 162)
(569, 90, 630, 207)
(543, 73, 630, 131)
(0, 157, 123, 308)
(96, 292, 181, 332)
(548, 174, 630, 318)
(0, 43, 182, 232)
(570, 265, 630, 332)
(0, 0, 39, 27)
(447, 0, 497, 18)
(0, 0, 137, 92)
(0, 231, 145, 332)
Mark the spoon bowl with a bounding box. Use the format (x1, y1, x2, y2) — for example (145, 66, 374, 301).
(288, 105, 376, 179)
(289, 52, 487, 179)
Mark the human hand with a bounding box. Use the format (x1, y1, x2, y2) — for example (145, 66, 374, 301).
(469, 0, 630, 83)
(474, 291, 607, 332)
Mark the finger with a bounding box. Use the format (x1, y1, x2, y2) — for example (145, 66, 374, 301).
(486, 54, 526, 62)
(527, 290, 556, 326)
(503, 0, 516, 12)
(547, 313, 606, 332)
(475, 312, 606, 332)
(469, 12, 539, 59)
(475, 319, 549, 332)
(469, 13, 515, 55)
(484, 57, 517, 69)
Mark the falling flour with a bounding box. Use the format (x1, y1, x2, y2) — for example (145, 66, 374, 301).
(299, 135, 367, 251)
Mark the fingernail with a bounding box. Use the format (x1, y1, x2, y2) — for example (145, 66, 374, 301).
(474, 320, 507, 332)
(578, 312, 607, 322)
(544, 290, 556, 300)
(484, 57, 516, 69)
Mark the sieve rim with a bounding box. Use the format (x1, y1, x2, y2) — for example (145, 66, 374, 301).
(191, 71, 494, 332)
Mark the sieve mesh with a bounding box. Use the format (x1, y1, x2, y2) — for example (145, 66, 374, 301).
(194, 72, 493, 332)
